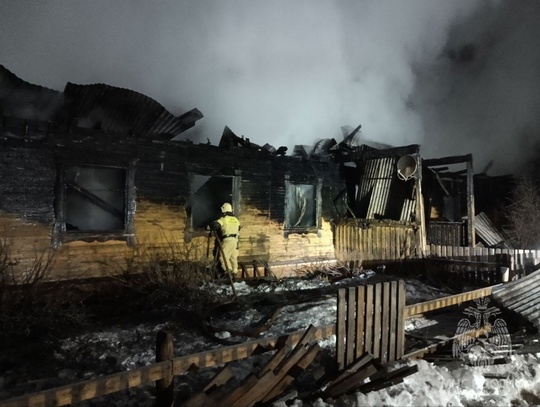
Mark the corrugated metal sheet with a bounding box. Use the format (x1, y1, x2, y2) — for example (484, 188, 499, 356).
(358, 157, 398, 220)
(400, 199, 416, 222)
(492, 269, 540, 330)
(64, 83, 203, 139)
(366, 157, 394, 219)
(475, 212, 504, 247)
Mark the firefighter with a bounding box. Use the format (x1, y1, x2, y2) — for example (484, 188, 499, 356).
(209, 202, 241, 279)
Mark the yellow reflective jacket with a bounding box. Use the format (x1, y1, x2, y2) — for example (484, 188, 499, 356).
(216, 215, 241, 238)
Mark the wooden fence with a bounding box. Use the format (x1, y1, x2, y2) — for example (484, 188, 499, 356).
(334, 221, 416, 264)
(0, 326, 335, 407)
(428, 222, 467, 247)
(336, 281, 406, 370)
(427, 245, 540, 279)
(335, 218, 540, 278)
(1, 279, 507, 407)
(425, 256, 510, 287)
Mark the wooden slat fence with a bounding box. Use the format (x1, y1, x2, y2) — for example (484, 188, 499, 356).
(427, 245, 540, 280)
(428, 221, 467, 247)
(336, 281, 406, 370)
(334, 222, 416, 265)
(425, 256, 509, 287)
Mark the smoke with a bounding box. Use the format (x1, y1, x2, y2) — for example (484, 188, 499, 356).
(1, 0, 539, 175)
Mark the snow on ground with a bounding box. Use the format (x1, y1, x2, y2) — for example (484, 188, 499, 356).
(5, 273, 540, 406)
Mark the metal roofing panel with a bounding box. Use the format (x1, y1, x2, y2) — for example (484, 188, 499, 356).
(475, 212, 504, 247)
(493, 269, 540, 329)
(63, 83, 202, 139)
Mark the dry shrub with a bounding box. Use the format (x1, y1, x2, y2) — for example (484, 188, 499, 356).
(0, 237, 86, 340)
(296, 252, 365, 281)
(119, 232, 220, 308)
(504, 176, 540, 249)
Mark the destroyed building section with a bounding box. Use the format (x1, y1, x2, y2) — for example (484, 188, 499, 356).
(0, 66, 347, 280)
(0, 64, 517, 281)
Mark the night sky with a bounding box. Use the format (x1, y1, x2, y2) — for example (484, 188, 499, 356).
(2, 0, 540, 175)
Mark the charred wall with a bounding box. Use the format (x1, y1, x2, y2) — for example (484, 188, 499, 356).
(0, 119, 344, 280)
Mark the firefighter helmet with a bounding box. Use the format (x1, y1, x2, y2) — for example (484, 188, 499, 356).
(221, 202, 233, 213)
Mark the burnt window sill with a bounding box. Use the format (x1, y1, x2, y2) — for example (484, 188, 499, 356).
(284, 228, 322, 238)
(53, 229, 136, 248)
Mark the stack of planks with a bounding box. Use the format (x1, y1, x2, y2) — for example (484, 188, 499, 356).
(317, 351, 418, 399)
(184, 324, 320, 407)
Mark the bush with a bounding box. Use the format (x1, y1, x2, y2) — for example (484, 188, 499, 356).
(504, 176, 540, 249)
(118, 234, 223, 310)
(0, 237, 87, 341)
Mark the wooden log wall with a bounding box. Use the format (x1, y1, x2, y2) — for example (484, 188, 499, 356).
(0, 118, 341, 281)
(334, 220, 417, 265)
(336, 281, 406, 370)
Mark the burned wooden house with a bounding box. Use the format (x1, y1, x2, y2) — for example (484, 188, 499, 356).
(0, 65, 513, 281)
(0, 66, 345, 280)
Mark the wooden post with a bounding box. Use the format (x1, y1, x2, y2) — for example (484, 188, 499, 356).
(156, 331, 174, 407)
(466, 157, 475, 247)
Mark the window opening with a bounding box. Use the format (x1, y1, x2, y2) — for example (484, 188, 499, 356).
(190, 175, 233, 230)
(65, 165, 126, 232)
(286, 183, 317, 229)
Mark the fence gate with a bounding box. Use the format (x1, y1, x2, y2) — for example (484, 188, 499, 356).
(336, 281, 406, 370)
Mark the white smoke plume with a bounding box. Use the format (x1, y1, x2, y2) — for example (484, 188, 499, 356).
(1, 0, 539, 175)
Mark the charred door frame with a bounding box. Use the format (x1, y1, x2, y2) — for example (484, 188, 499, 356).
(52, 156, 137, 248)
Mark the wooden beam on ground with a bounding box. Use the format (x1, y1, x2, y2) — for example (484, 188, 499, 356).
(403, 327, 487, 360)
(404, 285, 499, 318)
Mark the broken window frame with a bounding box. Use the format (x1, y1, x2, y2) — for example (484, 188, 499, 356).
(52, 158, 137, 248)
(186, 171, 241, 238)
(284, 175, 322, 237)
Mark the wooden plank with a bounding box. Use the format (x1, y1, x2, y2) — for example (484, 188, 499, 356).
(346, 287, 357, 367)
(404, 285, 498, 318)
(232, 327, 317, 407)
(358, 365, 419, 393)
(336, 288, 347, 370)
(323, 363, 378, 398)
(355, 285, 365, 359)
(184, 366, 236, 407)
(364, 285, 374, 356)
(274, 325, 318, 375)
(320, 351, 373, 392)
(256, 341, 292, 378)
(372, 283, 382, 359)
(380, 282, 390, 363)
(388, 281, 397, 362)
(203, 365, 235, 393)
(261, 343, 320, 404)
(396, 281, 406, 359)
